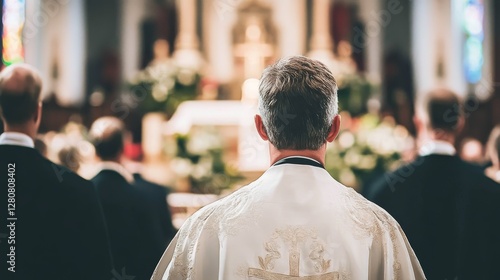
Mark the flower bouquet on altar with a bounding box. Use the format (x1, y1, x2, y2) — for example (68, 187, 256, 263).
(126, 57, 201, 117)
(325, 113, 414, 191)
(167, 127, 244, 195)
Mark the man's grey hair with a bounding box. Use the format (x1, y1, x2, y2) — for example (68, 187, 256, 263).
(258, 56, 338, 150)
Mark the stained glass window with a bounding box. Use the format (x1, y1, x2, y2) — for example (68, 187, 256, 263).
(2, 0, 25, 66)
(463, 0, 484, 84)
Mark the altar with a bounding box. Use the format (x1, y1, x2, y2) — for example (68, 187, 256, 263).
(134, 0, 393, 197)
(140, 98, 271, 228)
(164, 99, 270, 172)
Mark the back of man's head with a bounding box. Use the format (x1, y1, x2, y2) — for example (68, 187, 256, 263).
(89, 117, 125, 161)
(421, 88, 463, 134)
(0, 63, 42, 125)
(258, 56, 338, 150)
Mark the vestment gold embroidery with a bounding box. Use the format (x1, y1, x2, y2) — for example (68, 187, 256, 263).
(166, 182, 264, 279)
(157, 168, 422, 280)
(309, 241, 331, 273)
(249, 226, 340, 279)
(259, 240, 281, 270)
(248, 269, 340, 280)
(342, 188, 402, 279)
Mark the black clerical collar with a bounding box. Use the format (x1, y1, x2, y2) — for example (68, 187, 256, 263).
(273, 156, 325, 169)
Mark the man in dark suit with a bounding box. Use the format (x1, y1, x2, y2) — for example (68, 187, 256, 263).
(368, 89, 500, 279)
(132, 173, 177, 247)
(90, 117, 174, 280)
(0, 64, 113, 279)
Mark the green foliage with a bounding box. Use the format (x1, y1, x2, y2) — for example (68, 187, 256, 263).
(127, 62, 201, 117)
(337, 74, 376, 117)
(169, 129, 244, 194)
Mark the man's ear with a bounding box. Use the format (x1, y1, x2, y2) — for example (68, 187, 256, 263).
(455, 116, 465, 134)
(326, 114, 341, 142)
(254, 114, 269, 141)
(34, 101, 42, 126)
(413, 115, 421, 131)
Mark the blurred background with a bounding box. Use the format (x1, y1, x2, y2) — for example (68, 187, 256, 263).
(1, 0, 498, 223)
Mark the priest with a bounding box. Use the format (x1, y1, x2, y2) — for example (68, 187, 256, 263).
(152, 56, 425, 279)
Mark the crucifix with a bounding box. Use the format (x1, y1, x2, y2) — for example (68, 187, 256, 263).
(232, 0, 277, 80)
(234, 29, 275, 79)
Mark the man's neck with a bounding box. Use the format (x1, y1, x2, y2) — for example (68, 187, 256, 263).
(97, 159, 134, 183)
(3, 124, 36, 140)
(269, 144, 326, 166)
(99, 157, 121, 164)
(418, 128, 455, 145)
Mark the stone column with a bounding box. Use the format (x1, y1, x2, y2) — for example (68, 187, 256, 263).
(203, 0, 237, 83)
(412, 0, 466, 99)
(120, 0, 148, 81)
(271, 0, 307, 56)
(27, 0, 86, 106)
(174, 0, 203, 70)
(56, 0, 86, 106)
(310, 0, 333, 51)
(24, 0, 45, 91)
(358, 0, 382, 83)
(176, 0, 199, 50)
(24, 0, 85, 104)
(307, 0, 335, 68)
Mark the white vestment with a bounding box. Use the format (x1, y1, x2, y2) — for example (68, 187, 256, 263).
(152, 162, 425, 280)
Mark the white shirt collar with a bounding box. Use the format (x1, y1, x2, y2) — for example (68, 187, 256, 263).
(279, 156, 321, 164)
(419, 140, 456, 156)
(0, 132, 34, 148)
(97, 161, 135, 183)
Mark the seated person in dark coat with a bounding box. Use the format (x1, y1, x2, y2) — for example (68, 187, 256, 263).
(90, 116, 175, 280)
(367, 89, 500, 279)
(0, 64, 113, 280)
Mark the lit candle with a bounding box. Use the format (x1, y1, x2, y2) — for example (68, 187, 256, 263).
(241, 78, 260, 105)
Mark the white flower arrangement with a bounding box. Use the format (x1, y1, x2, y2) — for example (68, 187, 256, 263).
(167, 127, 243, 194)
(326, 113, 414, 190)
